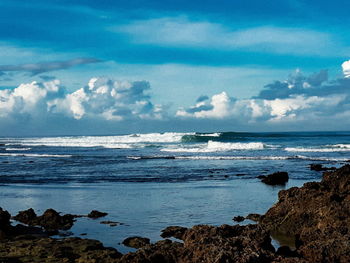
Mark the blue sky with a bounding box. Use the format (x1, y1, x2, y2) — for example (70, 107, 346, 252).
(0, 0, 350, 135)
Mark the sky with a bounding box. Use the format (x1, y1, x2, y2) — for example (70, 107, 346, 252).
(1, 0, 350, 135)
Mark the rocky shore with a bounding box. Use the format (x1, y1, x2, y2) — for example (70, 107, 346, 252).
(1, 165, 349, 263)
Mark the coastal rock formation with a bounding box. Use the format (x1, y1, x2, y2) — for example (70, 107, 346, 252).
(160, 226, 188, 239)
(88, 210, 108, 219)
(261, 171, 289, 185)
(233, 215, 245, 222)
(13, 208, 76, 231)
(122, 236, 151, 249)
(0, 237, 122, 263)
(261, 165, 350, 262)
(309, 163, 336, 171)
(120, 224, 283, 263)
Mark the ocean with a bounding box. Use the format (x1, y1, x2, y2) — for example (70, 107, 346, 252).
(1, 131, 350, 252)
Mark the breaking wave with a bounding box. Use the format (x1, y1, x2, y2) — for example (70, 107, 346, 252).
(0, 153, 72, 158)
(17, 133, 192, 148)
(161, 141, 266, 153)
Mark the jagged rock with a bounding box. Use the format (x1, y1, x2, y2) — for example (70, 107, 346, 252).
(310, 163, 336, 171)
(13, 208, 37, 225)
(246, 213, 263, 222)
(261, 165, 350, 262)
(233, 216, 245, 222)
(13, 208, 76, 231)
(0, 237, 122, 263)
(261, 172, 289, 185)
(122, 236, 150, 249)
(88, 210, 108, 219)
(122, 224, 278, 263)
(160, 226, 188, 240)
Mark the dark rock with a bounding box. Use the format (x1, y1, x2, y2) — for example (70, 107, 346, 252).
(120, 224, 278, 263)
(246, 213, 263, 222)
(233, 216, 245, 222)
(0, 207, 11, 229)
(13, 208, 75, 231)
(122, 236, 150, 249)
(276, 246, 299, 257)
(100, 221, 119, 227)
(261, 165, 350, 262)
(160, 226, 188, 240)
(0, 237, 122, 262)
(87, 210, 108, 219)
(256, 175, 266, 179)
(13, 208, 37, 225)
(310, 163, 336, 171)
(261, 171, 289, 185)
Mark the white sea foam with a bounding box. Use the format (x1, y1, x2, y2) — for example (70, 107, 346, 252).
(19, 133, 192, 148)
(128, 155, 348, 162)
(196, 133, 221, 137)
(5, 148, 31, 151)
(176, 156, 288, 160)
(161, 141, 265, 153)
(0, 153, 72, 158)
(285, 147, 350, 152)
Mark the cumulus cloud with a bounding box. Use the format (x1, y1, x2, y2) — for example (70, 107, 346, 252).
(0, 58, 101, 76)
(177, 60, 350, 123)
(342, 60, 350, 78)
(0, 77, 164, 122)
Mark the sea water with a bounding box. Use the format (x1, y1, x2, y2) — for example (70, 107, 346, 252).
(0, 131, 349, 252)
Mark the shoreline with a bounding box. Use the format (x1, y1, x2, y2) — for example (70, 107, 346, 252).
(1, 165, 349, 262)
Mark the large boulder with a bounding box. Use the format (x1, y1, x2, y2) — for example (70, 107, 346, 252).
(261, 172, 289, 185)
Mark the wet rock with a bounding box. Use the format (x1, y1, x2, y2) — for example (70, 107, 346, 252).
(0, 237, 122, 263)
(0, 207, 11, 229)
(233, 216, 245, 222)
(0, 207, 11, 239)
(261, 165, 350, 262)
(246, 213, 263, 222)
(119, 239, 182, 263)
(88, 210, 108, 219)
(122, 236, 150, 249)
(13, 208, 75, 231)
(100, 221, 119, 227)
(310, 163, 336, 171)
(122, 224, 277, 263)
(261, 171, 289, 185)
(160, 226, 188, 240)
(13, 208, 37, 225)
(276, 246, 299, 257)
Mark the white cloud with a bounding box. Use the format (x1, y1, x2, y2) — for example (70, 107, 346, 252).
(177, 60, 350, 123)
(0, 77, 164, 121)
(0, 80, 64, 118)
(342, 60, 350, 78)
(113, 16, 341, 56)
(176, 92, 234, 119)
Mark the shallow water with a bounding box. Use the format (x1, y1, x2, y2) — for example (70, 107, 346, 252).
(0, 131, 349, 252)
(1, 179, 308, 253)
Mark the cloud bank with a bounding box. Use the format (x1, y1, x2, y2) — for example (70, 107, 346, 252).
(177, 60, 350, 124)
(0, 77, 163, 124)
(1, 60, 350, 135)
